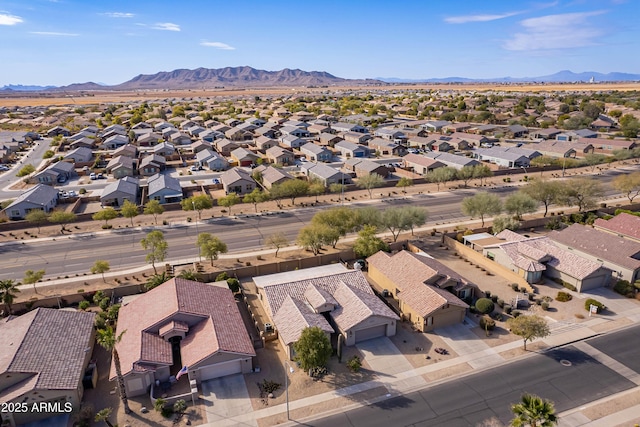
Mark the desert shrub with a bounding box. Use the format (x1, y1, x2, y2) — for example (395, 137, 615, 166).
(78, 300, 90, 310)
(519, 286, 528, 293)
(511, 283, 519, 291)
(541, 301, 550, 311)
(562, 282, 577, 292)
(98, 297, 110, 311)
(497, 298, 505, 308)
(347, 355, 362, 373)
(614, 280, 634, 297)
(261, 379, 281, 394)
(79, 187, 87, 194)
(479, 316, 496, 331)
(556, 292, 572, 302)
(585, 298, 606, 313)
(512, 310, 522, 318)
(215, 272, 229, 281)
(484, 290, 491, 298)
(226, 278, 240, 293)
(491, 295, 498, 303)
(504, 304, 512, 314)
(475, 298, 495, 314)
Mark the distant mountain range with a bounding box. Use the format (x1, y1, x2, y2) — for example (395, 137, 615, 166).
(2, 68, 639, 92)
(377, 70, 640, 83)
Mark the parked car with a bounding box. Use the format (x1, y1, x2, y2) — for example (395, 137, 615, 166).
(68, 190, 77, 197)
(190, 165, 203, 171)
(57, 176, 67, 183)
(97, 173, 104, 179)
(212, 178, 221, 184)
(89, 172, 97, 180)
(0, 165, 9, 171)
(407, 148, 419, 154)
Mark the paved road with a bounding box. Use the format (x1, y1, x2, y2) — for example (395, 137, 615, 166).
(0, 166, 634, 280)
(308, 326, 640, 427)
(0, 139, 52, 198)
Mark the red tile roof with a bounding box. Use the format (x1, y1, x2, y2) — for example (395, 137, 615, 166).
(274, 296, 334, 345)
(112, 278, 255, 379)
(594, 213, 640, 241)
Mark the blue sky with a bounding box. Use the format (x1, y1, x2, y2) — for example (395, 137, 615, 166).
(1, 0, 638, 86)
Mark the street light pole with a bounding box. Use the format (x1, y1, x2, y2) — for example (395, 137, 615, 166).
(285, 360, 294, 419)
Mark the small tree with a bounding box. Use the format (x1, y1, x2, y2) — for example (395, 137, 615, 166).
(353, 225, 389, 258)
(427, 166, 457, 191)
(396, 177, 413, 193)
(25, 210, 48, 233)
(308, 180, 326, 202)
(143, 199, 165, 225)
(92, 207, 118, 227)
(510, 393, 557, 427)
(196, 233, 228, 266)
(492, 216, 521, 234)
(17, 164, 35, 177)
(218, 193, 241, 216)
(140, 230, 168, 274)
(475, 298, 495, 314)
(329, 183, 345, 194)
(96, 327, 131, 414)
(293, 326, 333, 373)
(508, 315, 550, 351)
(558, 177, 604, 212)
(0, 279, 20, 315)
(473, 164, 493, 186)
(48, 210, 77, 233)
(243, 188, 268, 213)
(612, 172, 640, 203)
(266, 232, 289, 257)
(461, 192, 503, 227)
(297, 223, 334, 255)
(381, 206, 411, 242)
(91, 260, 110, 282)
(455, 166, 476, 188)
(277, 179, 310, 205)
(357, 173, 385, 199)
(173, 399, 187, 416)
(94, 408, 114, 427)
(181, 194, 213, 220)
(522, 179, 562, 217)
(23, 269, 45, 294)
(505, 192, 538, 220)
(120, 199, 139, 227)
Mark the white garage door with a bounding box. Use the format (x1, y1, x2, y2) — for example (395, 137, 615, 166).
(354, 324, 387, 343)
(198, 359, 242, 381)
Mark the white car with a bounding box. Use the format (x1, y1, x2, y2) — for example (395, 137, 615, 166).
(68, 190, 77, 197)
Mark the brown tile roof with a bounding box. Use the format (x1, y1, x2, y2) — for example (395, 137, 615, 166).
(551, 224, 640, 270)
(0, 308, 95, 392)
(159, 320, 189, 336)
(366, 251, 469, 317)
(274, 296, 334, 345)
(113, 278, 254, 379)
(594, 213, 640, 241)
(304, 284, 337, 311)
(140, 332, 172, 365)
(331, 282, 398, 331)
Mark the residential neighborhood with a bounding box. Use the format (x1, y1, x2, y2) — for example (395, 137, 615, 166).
(1, 84, 640, 427)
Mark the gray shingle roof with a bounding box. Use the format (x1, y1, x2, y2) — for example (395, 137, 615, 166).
(5, 184, 58, 210)
(148, 173, 182, 197)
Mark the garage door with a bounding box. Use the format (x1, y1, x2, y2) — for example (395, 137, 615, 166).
(198, 359, 242, 381)
(354, 324, 387, 343)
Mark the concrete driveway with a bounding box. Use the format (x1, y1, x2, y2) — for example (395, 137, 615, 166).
(356, 337, 426, 390)
(200, 374, 256, 427)
(435, 320, 504, 369)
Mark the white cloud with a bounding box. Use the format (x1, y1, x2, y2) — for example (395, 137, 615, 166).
(504, 10, 606, 51)
(30, 31, 79, 36)
(445, 11, 520, 24)
(151, 22, 180, 32)
(0, 12, 23, 26)
(200, 41, 235, 50)
(103, 12, 135, 18)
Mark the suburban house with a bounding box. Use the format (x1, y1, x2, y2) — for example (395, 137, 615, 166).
(550, 224, 640, 283)
(230, 147, 260, 167)
(280, 126, 310, 138)
(168, 132, 192, 145)
(254, 264, 399, 356)
(255, 136, 278, 151)
(257, 165, 294, 189)
(139, 154, 166, 176)
(334, 140, 370, 158)
(483, 230, 612, 292)
(506, 124, 529, 138)
(319, 133, 343, 147)
(368, 138, 407, 156)
(0, 308, 95, 427)
(46, 125, 71, 137)
(374, 128, 406, 141)
(2, 184, 58, 220)
(472, 148, 531, 168)
(332, 122, 367, 133)
(424, 152, 480, 169)
(531, 128, 562, 140)
(195, 149, 229, 171)
(588, 137, 638, 153)
(225, 127, 254, 141)
(402, 154, 445, 175)
(106, 155, 136, 179)
(367, 250, 473, 332)
(62, 146, 93, 163)
(265, 146, 295, 165)
(255, 127, 279, 139)
(147, 173, 183, 204)
(593, 213, 640, 242)
(300, 142, 333, 162)
(280, 134, 306, 149)
(113, 144, 138, 159)
(111, 278, 255, 397)
(69, 136, 95, 150)
(344, 158, 390, 178)
(34, 161, 75, 184)
(422, 120, 451, 132)
(532, 140, 593, 158)
(100, 176, 139, 207)
(153, 142, 176, 157)
(301, 163, 351, 186)
(220, 168, 256, 195)
(101, 134, 129, 150)
(341, 132, 372, 144)
(191, 141, 213, 154)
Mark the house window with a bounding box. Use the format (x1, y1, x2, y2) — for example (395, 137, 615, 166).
(11, 210, 20, 217)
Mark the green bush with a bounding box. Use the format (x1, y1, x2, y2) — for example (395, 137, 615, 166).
(79, 188, 87, 194)
(43, 150, 55, 159)
(614, 280, 634, 297)
(215, 272, 229, 282)
(484, 290, 491, 298)
(347, 355, 362, 373)
(78, 300, 90, 311)
(497, 298, 505, 308)
(491, 295, 498, 303)
(585, 298, 606, 313)
(541, 302, 550, 311)
(511, 283, 519, 291)
(556, 292, 573, 302)
(226, 278, 240, 293)
(504, 304, 512, 314)
(512, 310, 522, 318)
(475, 298, 495, 314)
(479, 316, 496, 331)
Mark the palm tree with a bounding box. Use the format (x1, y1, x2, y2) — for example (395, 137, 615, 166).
(145, 272, 171, 291)
(94, 408, 114, 427)
(96, 327, 131, 414)
(0, 279, 20, 315)
(510, 393, 558, 427)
